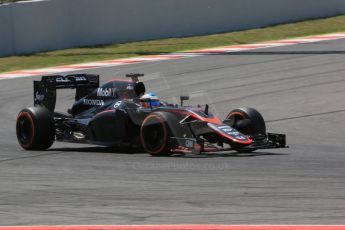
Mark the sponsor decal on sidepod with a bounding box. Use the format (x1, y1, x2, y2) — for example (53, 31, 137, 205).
(34, 91, 45, 102)
(97, 88, 115, 97)
(83, 99, 104, 106)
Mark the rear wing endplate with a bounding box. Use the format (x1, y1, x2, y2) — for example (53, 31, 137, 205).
(34, 74, 99, 112)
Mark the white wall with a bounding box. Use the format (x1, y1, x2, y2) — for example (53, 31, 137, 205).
(0, 0, 344, 57)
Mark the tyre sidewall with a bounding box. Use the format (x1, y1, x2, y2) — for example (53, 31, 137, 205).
(16, 106, 55, 150)
(226, 107, 266, 136)
(140, 113, 170, 156)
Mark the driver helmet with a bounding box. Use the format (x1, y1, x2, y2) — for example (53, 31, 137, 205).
(140, 92, 160, 107)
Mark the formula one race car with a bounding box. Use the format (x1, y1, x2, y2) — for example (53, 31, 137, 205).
(16, 73, 287, 156)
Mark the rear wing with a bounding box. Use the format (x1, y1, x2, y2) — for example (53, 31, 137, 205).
(34, 74, 99, 112)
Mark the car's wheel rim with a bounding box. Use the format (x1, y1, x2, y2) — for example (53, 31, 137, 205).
(142, 122, 165, 152)
(141, 116, 168, 154)
(227, 112, 251, 135)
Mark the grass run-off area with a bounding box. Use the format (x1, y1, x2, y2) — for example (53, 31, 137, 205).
(1, 15, 345, 73)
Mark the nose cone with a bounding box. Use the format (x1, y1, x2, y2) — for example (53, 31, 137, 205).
(207, 123, 253, 145)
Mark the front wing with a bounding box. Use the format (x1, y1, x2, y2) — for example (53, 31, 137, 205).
(170, 133, 288, 154)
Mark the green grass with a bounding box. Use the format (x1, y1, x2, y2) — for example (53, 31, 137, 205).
(1, 15, 345, 73)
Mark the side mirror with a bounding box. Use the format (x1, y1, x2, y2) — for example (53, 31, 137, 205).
(134, 82, 146, 97)
(204, 104, 209, 115)
(180, 95, 189, 106)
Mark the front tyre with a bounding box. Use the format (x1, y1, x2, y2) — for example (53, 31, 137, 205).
(16, 107, 55, 150)
(225, 107, 266, 153)
(140, 113, 172, 156)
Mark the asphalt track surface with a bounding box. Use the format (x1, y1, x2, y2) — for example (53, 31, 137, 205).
(1, 39, 345, 225)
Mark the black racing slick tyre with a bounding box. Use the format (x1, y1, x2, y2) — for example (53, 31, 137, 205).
(225, 107, 266, 153)
(226, 107, 266, 136)
(140, 112, 173, 156)
(16, 106, 55, 150)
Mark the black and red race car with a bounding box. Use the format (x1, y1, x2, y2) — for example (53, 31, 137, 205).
(16, 73, 287, 156)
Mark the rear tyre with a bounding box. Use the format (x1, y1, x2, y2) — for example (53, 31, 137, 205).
(225, 107, 266, 153)
(140, 113, 172, 156)
(16, 106, 55, 150)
